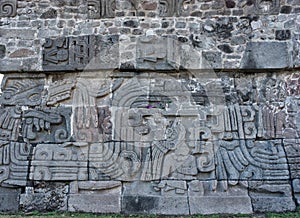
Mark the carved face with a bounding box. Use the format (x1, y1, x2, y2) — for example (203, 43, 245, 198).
(128, 108, 169, 141)
(255, 0, 279, 14)
(0, 80, 44, 106)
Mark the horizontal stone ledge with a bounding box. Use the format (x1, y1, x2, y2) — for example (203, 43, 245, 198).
(0, 67, 298, 74)
(0, 34, 294, 72)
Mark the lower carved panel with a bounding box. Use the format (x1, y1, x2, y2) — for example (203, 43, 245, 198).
(0, 71, 300, 214)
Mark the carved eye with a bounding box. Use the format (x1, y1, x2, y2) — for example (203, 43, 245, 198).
(3, 92, 12, 100)
(28, 93, 40, 102)
(26, 118, 33, 124)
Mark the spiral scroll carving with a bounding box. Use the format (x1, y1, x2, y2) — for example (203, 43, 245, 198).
(0, 0, 17, 17)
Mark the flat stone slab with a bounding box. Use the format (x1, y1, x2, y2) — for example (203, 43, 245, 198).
(0, 187, 21, 213)
(189, 181, 252, 215)
(241, 42, 290, 69)
(122, 181, 189, 215)
(249, 182, 296, 212)
(189, 196, 252, 214)
(68, 181, 121, 213)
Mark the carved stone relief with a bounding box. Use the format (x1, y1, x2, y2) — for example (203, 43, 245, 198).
(87, 0, 116, 18)
(0, 0, 17, 17)
(136, 36, 178, 70)
(159, 0, 195, 17)
(254, 0, 280, 15)
(43, 35, 119, 71)
(0, 69, 299, 213)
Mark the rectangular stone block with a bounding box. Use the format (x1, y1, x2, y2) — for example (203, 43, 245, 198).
(188, 180, 252, 214)
(216, 140, 289, 182)
(1, 142, 32, 187)
(20, 183, 68, 212)
(122, 181, 189, 215)
(136, 36, 179, 70)
(123, 195, 189, 215)
(158, 0, 193, 17)
(87, 0, 115, 18)
(0, 74, 45, 107)
(0, 29, 35, 40)
(249, 181, 296, 212)
(241, 42, 290, 69)
(22, 107, 72, 143)
(0, 187, 20, 213)
(284, 139, 300, 179)
(0, 0, 17, 17)
(68, 181, 121, 213)
(30, 143, 88, 181)
(292, 179, 300, 205)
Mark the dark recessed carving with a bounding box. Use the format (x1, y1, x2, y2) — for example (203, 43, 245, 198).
(88, 0, 116, 18)
(159, 0, 195, 17)
(42, 35, 119, 71)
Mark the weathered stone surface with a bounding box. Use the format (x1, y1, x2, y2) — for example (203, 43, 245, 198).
(0, 29, 36, 40)
(158, 0, 194, 17)
(0, 187, 20, 213)
(292, 179, 300, 205)
(0, 45, 5, 59)
(0, 142, 32, 187)
(68, 181, 121, 213)
(9, 49, 35, 58)
(42, 35, 119, 71)
(88, 0, 116, 18)
(20, 183, 68, 212)
(136, 36, 178, 70)
(1, 0, 300, 212)
(0, 74, 45, 106)
(241, 42, 290, 69)
(0, 0, 298, 73)
(122, 181, 189, 215)
(30, 143, 88, 181)
(249, 181, 296, 212)
(22, 107, 72, 143)
(189, 181, 252, 214)
(40, 8, 57, 19)
(284, 139, 300, 178)
(1, 69, 300, 214)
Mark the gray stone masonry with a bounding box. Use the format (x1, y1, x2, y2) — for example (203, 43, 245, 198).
(1, 0, 300, 215)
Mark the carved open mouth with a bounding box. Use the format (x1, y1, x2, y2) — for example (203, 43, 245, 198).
(135, 125, 151, 135)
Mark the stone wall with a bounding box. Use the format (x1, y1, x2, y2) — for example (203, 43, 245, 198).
(1, 0, 300, 215)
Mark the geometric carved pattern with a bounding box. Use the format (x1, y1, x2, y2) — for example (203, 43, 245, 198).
(0, 0, 17, 17)
(2, 72, 297, 186)
(2, 54, 300, 213)
(88, 0, 116, 18)
(159, 0, 195, 17)
(42, 35, 119, 71)
(254, 0, 280, 15)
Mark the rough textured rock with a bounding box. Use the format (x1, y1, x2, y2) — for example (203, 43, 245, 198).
(20, 183, 68, 212)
